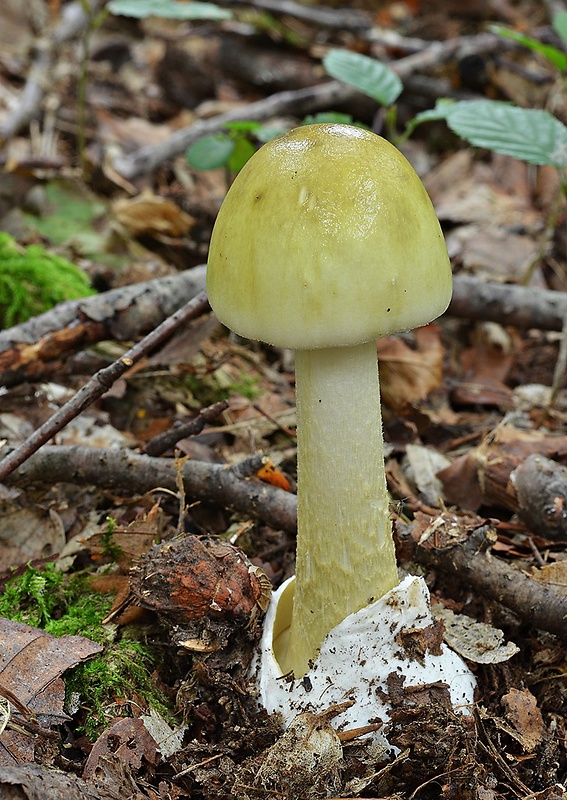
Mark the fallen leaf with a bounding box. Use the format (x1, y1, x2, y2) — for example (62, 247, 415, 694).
(83, 717, 158, 781)
(502, 688, 545, 752)
(0, 619, 102, 765)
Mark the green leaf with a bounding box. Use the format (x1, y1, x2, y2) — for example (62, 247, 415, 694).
(489, 24, 567, 71)
(186, 134, 234, 170)
(107, 0, 232, 21)
(444, 100, 567, 168)
(225, 120, 263, 133)
(322, 50, 402, 106)
(553, 11, 567, 45)
(402, 99, 456, 138)
(227, 138, 256, 172)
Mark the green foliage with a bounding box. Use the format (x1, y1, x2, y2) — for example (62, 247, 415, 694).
(303, 111, 368, 128)
(0, 233, 95, 328)
(67, 641, 172, 739)
(408, 99, 567, 168)
(489, 22, 567, 72)
(107, 0, 231, 20)
(0, 564, 111, 637)
(186, 121, 284, 172)
(322, 49, 402, 106)
(0, 564, 172, 739)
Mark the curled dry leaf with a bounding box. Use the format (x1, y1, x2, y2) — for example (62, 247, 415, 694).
(434, 605, 520, 664)
(112, 192, 195, 237)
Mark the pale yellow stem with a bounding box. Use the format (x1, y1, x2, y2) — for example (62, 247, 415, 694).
(279, 341, 399, 678)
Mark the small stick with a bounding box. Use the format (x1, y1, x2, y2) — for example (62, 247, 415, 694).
(0, 291, 209, 482)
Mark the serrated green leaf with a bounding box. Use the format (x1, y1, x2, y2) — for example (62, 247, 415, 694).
(553, 11, 567, 45)
(489, 24, 567, 71)
(186, 135, 234, 170)
(402, 100, 456, 138)
(444, 100, 567, 168)
(322, 50, 402, 106)
(107, 0, 232, 21)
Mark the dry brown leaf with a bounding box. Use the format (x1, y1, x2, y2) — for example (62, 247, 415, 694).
(113, 192, 194, 237)
(502, 688, 546, 752)
(378, 325, 444, 411)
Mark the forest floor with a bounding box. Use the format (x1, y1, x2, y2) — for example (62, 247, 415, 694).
(0, 0, 566, 798)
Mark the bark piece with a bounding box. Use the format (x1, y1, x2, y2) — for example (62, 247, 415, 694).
(511, 454, 567, 539)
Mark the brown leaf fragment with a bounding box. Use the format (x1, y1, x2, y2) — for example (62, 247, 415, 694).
(0, 618, 102, 764)
(112, 192, 194, 237)
(502, 688, 546, 752)
(83, 717, 158, 782)
(0, 763, 101, 800)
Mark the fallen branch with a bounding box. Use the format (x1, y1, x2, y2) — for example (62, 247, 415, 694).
(0, 266, 206, 386)
(112, 33, 503, 181)
(0, 291, 210, 482)
(2, 269, 562, 389)
(3, 445, 297, 534)
(4, 442, 565, 637)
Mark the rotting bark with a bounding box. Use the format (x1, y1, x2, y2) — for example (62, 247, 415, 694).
(0, 266, 206, 385)
(3, 442, 566, 637)
(512, 453, 567, 539)
(1, 270, 564, 389)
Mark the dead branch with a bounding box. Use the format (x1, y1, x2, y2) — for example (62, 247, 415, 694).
(450, 275, 567, 331)
(142, 399, 229, 457)
(0, 266, 206, 386)
(2, 445, 297, 534)
(112, 33, 503, 181)
(4, 441, 566, 637)
(0, 0, 105, 144)
(0, 291, 210, 482)
(218, 0, 372, 34)
(1, 269, 564, 389)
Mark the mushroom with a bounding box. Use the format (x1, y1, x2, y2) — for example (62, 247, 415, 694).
(207, 123, 475, 730)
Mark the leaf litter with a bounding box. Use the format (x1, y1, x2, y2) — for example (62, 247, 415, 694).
(0, 0, 566, 797)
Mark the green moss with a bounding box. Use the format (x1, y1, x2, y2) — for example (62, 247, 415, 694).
(0, 564, 173, 739)
(0, 232, 95, 328)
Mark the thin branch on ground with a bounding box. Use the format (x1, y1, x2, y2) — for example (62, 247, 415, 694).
(112, 33, 504, 181)
(142, 400, 229, 457)
(4, 442, 566, 637)
(0, 291, 210, 483)
(0, 0, 105, 144)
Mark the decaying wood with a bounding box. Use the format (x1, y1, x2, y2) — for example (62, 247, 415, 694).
(1, 269, 564, 390)
(3, 445, 297, 534)
(0, 291, 210, 483)
(397, 518, 567, 638)
(0, 266, 206, 386)
(4, 441, 566, 637)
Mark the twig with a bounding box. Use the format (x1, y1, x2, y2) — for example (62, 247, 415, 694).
(0, 0, 105, 143)
(4, 441, 567, 637)
(219, 0, 372, 33)
(0, 291, 210, 483)
(3, 445, 297, 534)
(142, 399, 229, 456)
(112, 33, 504, 181)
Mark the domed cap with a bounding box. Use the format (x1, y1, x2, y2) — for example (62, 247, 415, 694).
(207, 123, 452, 350)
